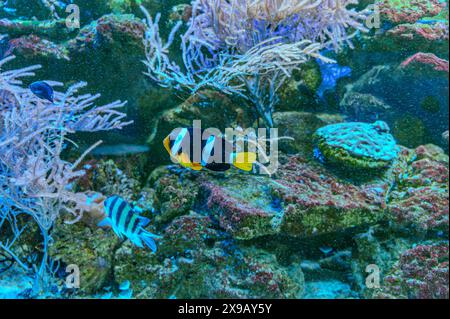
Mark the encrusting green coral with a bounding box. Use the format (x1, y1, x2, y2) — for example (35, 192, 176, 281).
(314, 121, 400, 171)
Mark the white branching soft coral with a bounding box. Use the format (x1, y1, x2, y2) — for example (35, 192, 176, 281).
(141, 0, 369, 126)
(0, 56, 131, 290)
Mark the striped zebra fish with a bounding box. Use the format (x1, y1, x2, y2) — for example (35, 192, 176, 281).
(99, 195, 160, 252)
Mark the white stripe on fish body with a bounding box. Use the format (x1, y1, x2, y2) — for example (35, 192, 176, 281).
(104, 196, 139, 238)
(229, 152, 236, 165)
(171, 128, 188, 156)
(201, 135, 215, 166)
(118, 203, 133, 235)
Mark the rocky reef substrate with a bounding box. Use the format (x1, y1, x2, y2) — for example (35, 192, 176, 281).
(27, 141, 447, 299)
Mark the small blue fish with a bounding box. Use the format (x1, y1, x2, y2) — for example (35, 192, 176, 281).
(99, 196, 160, 252)
(316, 58, 351, 98)
(29, 81, 54, 103)
(313, 147, 326, 164)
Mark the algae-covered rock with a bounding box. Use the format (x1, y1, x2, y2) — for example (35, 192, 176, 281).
(340, 92, 393, 122)
(314, 121, 399, 171)
(202, 156, 386, 239)
(352, 0, 448, 58)
(273, 157, 386, 236)
(152, 171, 200, 225)
(202, 174, 281, 240)
(49, 221, 120, 295)
(114, 240, 304, 298)
(351, 220, 449, 299)
(386, 144, 449, 233)
(350, 226, 421, 298)
(352, 225, 449, 299)
(158, 211, 219, 257)
(239, 247, 305, 298)
(392, 114, 430, 148)
(276, 61, 323, 112)
(374, 242, 449, 299)
(379, 0, 446, 24)
(112, 241, 161, 298)
(273, 111, 345, 156)
(75, 159, 141, 200)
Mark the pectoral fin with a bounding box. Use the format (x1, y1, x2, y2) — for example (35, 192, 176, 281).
(177, 153, 203, 170)
(98, 217, 112, 228)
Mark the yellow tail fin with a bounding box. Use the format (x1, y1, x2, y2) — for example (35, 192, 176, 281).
(232, 152, 257, 172)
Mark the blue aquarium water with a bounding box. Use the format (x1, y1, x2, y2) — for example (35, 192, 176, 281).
(0, 0, 448, 300)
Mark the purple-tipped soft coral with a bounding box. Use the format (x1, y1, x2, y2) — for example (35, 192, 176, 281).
(141, 0, 369, 126)
(0, 55, 131, 292)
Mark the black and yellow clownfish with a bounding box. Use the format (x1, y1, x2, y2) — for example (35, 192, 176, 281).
(163, 127, 257, 172)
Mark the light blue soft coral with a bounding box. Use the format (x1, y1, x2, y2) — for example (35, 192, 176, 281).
(314, 121, 400, 170)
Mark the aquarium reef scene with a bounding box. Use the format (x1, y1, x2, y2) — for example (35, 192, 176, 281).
(0, 0, 448, 300)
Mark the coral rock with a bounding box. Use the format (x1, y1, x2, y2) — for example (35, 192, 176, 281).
(203, 156, 386, 239)
(401, 52, 449, 72)
(273, 111, 345, 156)
(379, 0, 446, 24)
(386, 145, 449, 232)
(49, 220, 120, 295)
(375, 242, 449, 299)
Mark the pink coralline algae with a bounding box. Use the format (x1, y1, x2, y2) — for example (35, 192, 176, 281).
(69, 14, 145, 52)
(387, 22, 449, 41)
(160, 212, 218, 256)
(201, 144, 449, 240)
(203, 156, 386, 239)
(203, 175, 278, 240)
(401, 52, 449, 72)
(387, 145, 449, 232)
(379, 0, 449, 43)
(379, 0, 446, 24)
(273, 157, 386, 235)
(377, 242, 449, 299)
(8, 34, 69, 60)
(244, 255, 302, 297)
